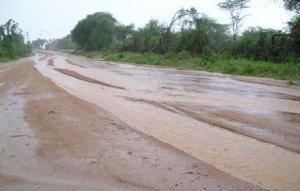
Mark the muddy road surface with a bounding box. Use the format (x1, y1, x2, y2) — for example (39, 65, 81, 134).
(0, 52, 299, 191)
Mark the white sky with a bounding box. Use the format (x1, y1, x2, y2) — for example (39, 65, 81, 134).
(0, 0, 295, 41)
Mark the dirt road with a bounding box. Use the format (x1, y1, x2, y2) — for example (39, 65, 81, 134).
(0, 52, 299, 191)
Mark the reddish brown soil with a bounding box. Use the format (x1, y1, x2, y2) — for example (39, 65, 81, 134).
(0, 60, 265, 190)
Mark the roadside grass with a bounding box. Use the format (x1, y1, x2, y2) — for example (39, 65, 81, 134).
(0, 57, 11, 63)
(74, 51, 300, 82)
(0, 54, 31, 63)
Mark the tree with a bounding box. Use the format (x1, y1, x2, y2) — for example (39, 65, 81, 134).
(282, 0, 300, 56)
(231, 27, 290, 62)
(31, 38, 47, 49)
(167, 7, 199, 33)
(71, 12, 117, 51)
(289, 16, 300, 54)
(141, 20, 165, 52)
(163, 7, 199, 52)
(128, 20, 165, 52)
(0, 19, 28, 59)
(218, 0, 250, 40)
(114, 24, 135, 51)
(282, 0, 300, 13)
(177, 16, 229, 54)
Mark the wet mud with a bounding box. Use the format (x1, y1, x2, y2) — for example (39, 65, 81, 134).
(0, 59, 265, 191)
(9, 51, 299, 191)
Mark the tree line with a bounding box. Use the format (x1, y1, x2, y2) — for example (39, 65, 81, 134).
(52, 0, 300, 63)
(0, 19, 29, 61)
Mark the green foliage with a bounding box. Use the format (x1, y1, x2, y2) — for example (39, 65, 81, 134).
(232, 27, 292, 62)
(138, 20, 164, 52)
(177, 16, 229, 54)
(283, 0, 300, 13)
(128, 20, 165, 53)
(0, 19, 28, 61)
(163, 7, 199, 52)
(114, 24, 135, 51)
(63, 7, 300, 81)
(289, 16, 300, 54)
(71, 12, 117, 51)
(67, 8, 300, 63)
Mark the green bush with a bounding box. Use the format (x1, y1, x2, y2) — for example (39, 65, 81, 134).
(0, 20, 29, 62)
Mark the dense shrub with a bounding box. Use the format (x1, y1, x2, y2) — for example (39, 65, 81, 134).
(59, 2, 300, 64)
(0, 19, 28, 61)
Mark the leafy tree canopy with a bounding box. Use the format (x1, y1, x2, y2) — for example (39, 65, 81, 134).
(0, 19, 28, 59)
(283, 0, 300, 13)
(71, 12, 117, 51)
(32, 38, 47, 49)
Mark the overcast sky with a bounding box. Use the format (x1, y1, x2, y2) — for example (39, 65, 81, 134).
(0, 0, 295, 41)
